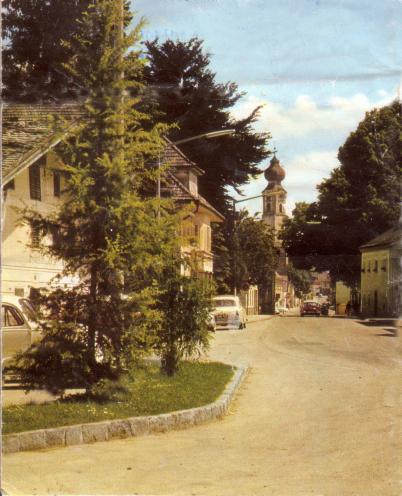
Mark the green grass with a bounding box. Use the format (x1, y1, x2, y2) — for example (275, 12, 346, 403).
(3, 361, 234, 434)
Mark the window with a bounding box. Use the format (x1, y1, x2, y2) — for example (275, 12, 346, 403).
(4, 179, 15, 191)
(367, 261, 371, 273)
(31, 224, 40, 249)
(206, 226, 211, 251)
(194, 225, 200, 246)
(53, 171, 61, 197)
(29, 162, 42, 200)
(2, 305, 25, 327)
(51, 225, 62, 248)
(265, 197, 273, 213)
(373, 260, 378, 272)
(381, 259, 387, 272)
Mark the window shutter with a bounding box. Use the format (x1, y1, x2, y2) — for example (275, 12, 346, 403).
(53, 171, 61, 197)
(29, 161, 42, 200)
(31, 224, 40, 249)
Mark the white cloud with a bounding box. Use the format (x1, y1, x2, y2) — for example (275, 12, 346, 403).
(230, 90, 396, 217)
(231, 91, 395, 139)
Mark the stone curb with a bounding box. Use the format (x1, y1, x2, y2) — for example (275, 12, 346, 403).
(2, 365, 248, 455)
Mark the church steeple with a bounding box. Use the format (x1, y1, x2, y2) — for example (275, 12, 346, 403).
(262, 152, 287, 241)
(264, 151, 286, 188)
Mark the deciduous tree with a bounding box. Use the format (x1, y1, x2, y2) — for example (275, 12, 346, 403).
(144, 38, 271, 214)
(281, 101, 402, 286)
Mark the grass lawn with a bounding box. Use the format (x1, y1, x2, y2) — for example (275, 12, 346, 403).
(3, 361, 234, 434)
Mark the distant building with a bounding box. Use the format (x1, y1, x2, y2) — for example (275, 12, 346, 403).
(360, 226, 401, 318)
(310, 271, 331, 299)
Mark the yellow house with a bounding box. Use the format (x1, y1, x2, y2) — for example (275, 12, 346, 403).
(2, 104, 224, 297)
(360, 226, 401, 318)
(158, 138, 224, 276)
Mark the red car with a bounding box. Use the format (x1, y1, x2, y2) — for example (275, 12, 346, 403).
(300, 300, 321, 317)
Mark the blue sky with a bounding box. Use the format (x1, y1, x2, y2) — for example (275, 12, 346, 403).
(133, 0, 402, 215)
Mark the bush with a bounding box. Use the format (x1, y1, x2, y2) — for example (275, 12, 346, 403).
(154, 257, 214, 376)
(87, 377, 130, 402)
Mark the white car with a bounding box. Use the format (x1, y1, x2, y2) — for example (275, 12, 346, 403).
(212, 295, 247, 330)
(1, 295, 41, 368)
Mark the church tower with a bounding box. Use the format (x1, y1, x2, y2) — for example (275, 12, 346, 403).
(262, 153, 287, 243)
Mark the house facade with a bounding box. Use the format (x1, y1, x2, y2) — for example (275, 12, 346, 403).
(2, 104, 224, 297)
(360, 226, 401, 318)
(2, 104, 81, 297)
(159, 138, 224, 276)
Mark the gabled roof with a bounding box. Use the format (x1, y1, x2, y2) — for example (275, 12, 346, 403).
(163, 170, 224, 222)
(360, 225, 401, 250)
(2, 103, 82, 184)
(2, 103, 224, 222)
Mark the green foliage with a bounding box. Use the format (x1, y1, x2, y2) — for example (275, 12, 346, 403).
(212, 221, 233, 294)
(2, 0, 133, 102)
(281, 101, 402, 287)
(87, 377, 130, 403)
(154, 256, 214, 376)
(234, 211, 278, 289)
(214, 210, 277, 293)
(287, 263, 311, 298)
(144, 37, 271, 214)
(13, 0, 184, 393)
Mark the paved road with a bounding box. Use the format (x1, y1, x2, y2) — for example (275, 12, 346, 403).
(3, 314, 402, 495)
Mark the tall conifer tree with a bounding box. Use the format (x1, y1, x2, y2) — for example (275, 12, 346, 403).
(15, 1, 184, 392)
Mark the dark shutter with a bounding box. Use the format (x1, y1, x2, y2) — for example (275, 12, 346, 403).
(53, 171, 61, 197)
(31, 224, 40, 248)
(29, 162, 42, 200)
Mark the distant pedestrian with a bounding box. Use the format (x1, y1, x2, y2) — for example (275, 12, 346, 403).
(345, 301, 351, 317)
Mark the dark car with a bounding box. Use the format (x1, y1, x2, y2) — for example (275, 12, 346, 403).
(300, 300, 321, 317)
(320, 303, 329, 315)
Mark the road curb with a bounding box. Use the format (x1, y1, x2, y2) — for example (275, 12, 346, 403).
(2, 365, 248, 455)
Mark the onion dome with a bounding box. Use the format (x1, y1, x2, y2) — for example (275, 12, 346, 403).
(264, 154, 286, 184)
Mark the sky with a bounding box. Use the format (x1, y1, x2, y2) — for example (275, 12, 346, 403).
(132, 0, 402, 216)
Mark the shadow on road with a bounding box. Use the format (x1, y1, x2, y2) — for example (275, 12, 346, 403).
(356, 319, 398, 338)
(375, 327, 398, 338)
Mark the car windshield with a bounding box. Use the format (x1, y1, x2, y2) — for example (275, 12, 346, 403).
(19, 298, 38, 322)
(214, 299, 237, 307)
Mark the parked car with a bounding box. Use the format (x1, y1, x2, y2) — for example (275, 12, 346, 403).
(212, 295, 247, 329)
(275, 304, 289, 315)
(1, 296, 41, 368)
(300, 300, 321, 317)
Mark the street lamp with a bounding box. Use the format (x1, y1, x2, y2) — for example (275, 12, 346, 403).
(173, 129, 236, 146)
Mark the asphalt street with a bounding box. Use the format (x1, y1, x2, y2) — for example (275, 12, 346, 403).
(3, 312, 402, 495)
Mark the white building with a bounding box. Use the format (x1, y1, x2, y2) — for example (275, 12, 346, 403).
(2, 104, 224, 297)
